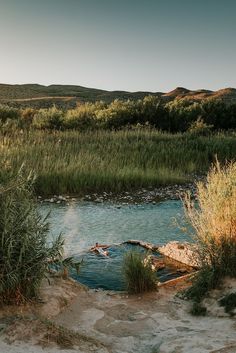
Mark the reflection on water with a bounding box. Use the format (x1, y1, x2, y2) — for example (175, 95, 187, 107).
(40, 200, 192, 290)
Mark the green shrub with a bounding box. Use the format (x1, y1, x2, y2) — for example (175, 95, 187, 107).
(184, 266, 219, 302)
(123, 251, 157, 294)
(0, 104, 19, 122)
(64, 104, 95, 130)
(32, 106, 64, 130)
(190, 302, 207, 316)
(219, 292, 236, 315)
(0, 171, 65, 304)
(187, 117, 213, 136)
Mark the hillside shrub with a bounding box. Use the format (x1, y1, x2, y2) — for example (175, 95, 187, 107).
(20, 108, 36, 128)
(187, 118, 213, 136)
(1, 97, 236, 132)
(64, 104, 96, 130)
(0, 104, 20, 122)
(32, 106, 64, 130)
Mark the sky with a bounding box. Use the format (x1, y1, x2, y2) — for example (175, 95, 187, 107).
(0, 0, 235, 92)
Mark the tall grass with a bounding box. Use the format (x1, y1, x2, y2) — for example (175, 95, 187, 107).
(0, 129, 236, 195)
(0, 171, 65, 304)
(123, 252, 157, 294)
(184, 162, 236, 303)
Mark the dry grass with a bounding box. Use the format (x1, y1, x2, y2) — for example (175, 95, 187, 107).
(3, 316, 107, 351)
(185, 161, 236, 246)
(184, 161, 236, 303)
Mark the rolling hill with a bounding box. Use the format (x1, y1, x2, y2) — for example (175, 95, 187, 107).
(0, 83, 236, 109)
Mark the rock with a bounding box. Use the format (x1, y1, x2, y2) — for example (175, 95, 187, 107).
(178, 268, 188, 274)
(124, 240, 154, 250)
(0, 324, 6, 333)
(158, 241, 200, 268)
(58, 195, 66, 201)
(151, 258, 166, 271)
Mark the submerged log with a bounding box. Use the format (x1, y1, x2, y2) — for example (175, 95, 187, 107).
(158, 272, 197, 288)
(123, 239, 159, 251)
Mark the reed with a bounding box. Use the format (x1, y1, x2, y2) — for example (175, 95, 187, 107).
(0, 171, 64, 304)
(0, 129, 235, 195)
(123, 251, 157, 294)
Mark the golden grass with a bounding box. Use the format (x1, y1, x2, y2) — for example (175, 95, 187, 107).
(185, 161, 236, 244)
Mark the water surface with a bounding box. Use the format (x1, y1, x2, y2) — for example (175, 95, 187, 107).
(41, 200, 192, 290)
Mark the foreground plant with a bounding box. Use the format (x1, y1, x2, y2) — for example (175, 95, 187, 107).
(184, 161, 236, 304)
(0, 170, 80, 304)
(123, 251, 157, 294)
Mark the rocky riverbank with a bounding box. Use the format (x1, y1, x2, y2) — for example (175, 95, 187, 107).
(38, 175, 205, 205)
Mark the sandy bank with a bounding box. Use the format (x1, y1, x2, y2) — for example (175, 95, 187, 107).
(1, 275, 236, 353)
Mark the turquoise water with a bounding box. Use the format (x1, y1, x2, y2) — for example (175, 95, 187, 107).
(41, 200, 192, 290)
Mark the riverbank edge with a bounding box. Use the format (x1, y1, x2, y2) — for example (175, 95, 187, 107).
(37, 175, 205, 205)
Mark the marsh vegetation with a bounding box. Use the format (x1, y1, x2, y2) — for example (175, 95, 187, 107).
(0, 129, 235, 195)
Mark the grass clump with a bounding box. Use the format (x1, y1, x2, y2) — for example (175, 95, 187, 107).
(0, 170, 80, 305)
(184, 161, 236, 308)
(219, 293, 236, 315)
(123, 251, 157, 294)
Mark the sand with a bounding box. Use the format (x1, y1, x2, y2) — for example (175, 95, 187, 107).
(1, 277, 236, 353)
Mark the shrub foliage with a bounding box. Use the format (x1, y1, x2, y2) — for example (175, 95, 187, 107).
(1, 96, 236, 132)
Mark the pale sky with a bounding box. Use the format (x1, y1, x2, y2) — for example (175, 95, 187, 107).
(0, 0, 235, 92)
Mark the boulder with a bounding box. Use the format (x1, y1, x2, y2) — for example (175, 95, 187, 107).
(158, 241, 200, 268)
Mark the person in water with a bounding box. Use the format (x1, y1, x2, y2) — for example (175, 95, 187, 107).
(90, 242, 109, 256)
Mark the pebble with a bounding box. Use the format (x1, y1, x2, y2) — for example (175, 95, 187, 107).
(39, 175, 205, 205)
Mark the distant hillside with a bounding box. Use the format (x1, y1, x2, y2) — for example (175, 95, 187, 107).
(0, 83, 236, 109)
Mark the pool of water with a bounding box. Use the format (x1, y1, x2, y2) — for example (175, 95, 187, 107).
(41, 200, 192, 290)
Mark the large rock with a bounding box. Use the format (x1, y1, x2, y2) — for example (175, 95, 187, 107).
(158, 241, 200, 268)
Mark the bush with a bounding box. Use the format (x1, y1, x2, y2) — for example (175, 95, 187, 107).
(32, 106, 64, 130)
(187, 118, 213, 136)
(219, 292, 236, 315)
(190, 302, 207, 316)
(123, 251, 157, 294)
(95, 99, 138, 129)
(184, 161, 236, 304)
(0, 104, 20, 122)
(20, 108, 36, 128)
(64, 104, 95, 130)
(0, 171, 65, 304)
